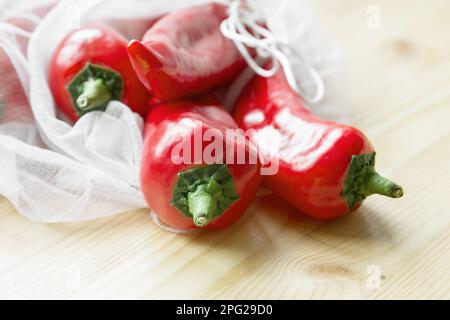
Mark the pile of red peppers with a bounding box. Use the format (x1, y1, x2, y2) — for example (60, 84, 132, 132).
(49, 3, 403, 231)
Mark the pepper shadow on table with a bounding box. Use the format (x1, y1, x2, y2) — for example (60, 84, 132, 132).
(185, 192, 395, 252)
(256, 193, 395, 243)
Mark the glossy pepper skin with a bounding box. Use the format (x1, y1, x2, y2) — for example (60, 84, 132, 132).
(127, 3, 248, 101)
(50, 25, 151, 122)
(141, 97, 262, 230)
(233, 70, 403, 220)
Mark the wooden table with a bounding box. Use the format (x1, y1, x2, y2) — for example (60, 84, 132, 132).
(0, 0, 449, 299)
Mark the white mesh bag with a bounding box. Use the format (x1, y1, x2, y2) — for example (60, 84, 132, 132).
(0, 0, 349, 223)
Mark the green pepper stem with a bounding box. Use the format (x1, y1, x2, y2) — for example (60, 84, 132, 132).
(365, 172, 404, 198)
(76, 78, 112, 112)
(188, 185, 217, 227)
(172, 164, 240, 228)
(342, 153, 404, 209)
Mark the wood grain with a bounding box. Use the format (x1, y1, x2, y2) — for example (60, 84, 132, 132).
(0, 0, 449, 299)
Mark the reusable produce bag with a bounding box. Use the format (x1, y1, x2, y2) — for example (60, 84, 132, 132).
(0, 0, 349, 223)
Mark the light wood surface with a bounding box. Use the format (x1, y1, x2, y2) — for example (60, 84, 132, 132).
(1, 0, 449, 299)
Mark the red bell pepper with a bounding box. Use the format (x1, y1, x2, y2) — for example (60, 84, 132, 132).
(140, 97, 261, 230)
(127, 3, 248, 101)
(233, 69, 403, 220)
(50, 25, 151, 122)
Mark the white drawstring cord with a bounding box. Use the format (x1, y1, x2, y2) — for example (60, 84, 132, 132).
(0, 5, 44, 39)
(0, 22, 32, 38)
(220, 0, 279, 78)
(1, 9, 42, 25)
(0, 8, 40, 95)
(274, 43, 325, 104)
(221, 0, 325, 103)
